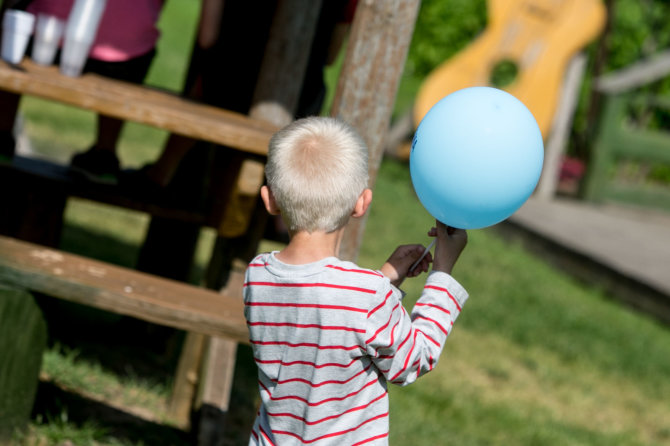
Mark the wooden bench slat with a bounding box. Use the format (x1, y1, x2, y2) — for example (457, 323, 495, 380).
(0, 60, 277, 156)
(0, 235, 249, 344)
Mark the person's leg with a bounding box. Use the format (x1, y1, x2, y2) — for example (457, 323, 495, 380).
(93, 115, 125, 152)
(0, 90, 21, 161)
(70, 50, 156, 183)
(130, 0, 275, 187)
(141, 133, 196, 187)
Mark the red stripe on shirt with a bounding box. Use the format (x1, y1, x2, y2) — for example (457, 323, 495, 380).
(326, 264, 383, 277)
(245, 281, 376, 294)
(352, 432, 390, 445)
(414, 302, 451, 316)
(368, 290, 393, 318)
(259, 424, 275, 445)
(250, 340, 362, 351)
(389, 331, 419, 381)
(266, 392, 386, 425)
(413, 316, 449, 336)
(254, 357, 359, 369)
(248, 321, 365, 334)
(416, 328, 441, 348)
(272, 412, 389, 444)
(245, 301, 368, 313)
(272, 362, 372, 387)
(260, 377, 380, 407)
(424, 284, 461, 311)
(365, 302, 400, 344)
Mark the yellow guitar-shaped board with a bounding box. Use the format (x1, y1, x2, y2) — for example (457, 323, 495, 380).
(413, 0, 606, 139)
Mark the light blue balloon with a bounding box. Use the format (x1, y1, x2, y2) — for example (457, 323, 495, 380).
(410, 86, 544, 229)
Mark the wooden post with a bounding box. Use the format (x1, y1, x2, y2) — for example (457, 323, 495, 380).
(535, 53, 588, 200)
(250, 0, 323, 127)
(331, 0, 421, 261)
(194, 2, 322, 443)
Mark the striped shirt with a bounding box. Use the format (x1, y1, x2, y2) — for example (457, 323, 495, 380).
(243, 252, 468, 445)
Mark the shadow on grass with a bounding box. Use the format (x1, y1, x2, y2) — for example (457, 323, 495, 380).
(42, 221, 206, 381)
(32, 380, 190, 445)
(34, 222, 259, 444)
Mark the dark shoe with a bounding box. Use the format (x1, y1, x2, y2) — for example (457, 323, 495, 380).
(70, 148, 120, 184)
(0, 131, 16, 163)
(119, 165, 166, 202)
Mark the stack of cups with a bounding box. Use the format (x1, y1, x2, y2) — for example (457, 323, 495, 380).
(31, 14, 65, 66)
(60, 0, 107, 77)
(1, 10, 35, 64)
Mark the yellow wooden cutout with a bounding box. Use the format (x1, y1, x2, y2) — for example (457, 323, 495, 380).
(413, 0, 606, 139)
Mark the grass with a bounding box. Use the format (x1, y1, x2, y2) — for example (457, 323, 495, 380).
(6, 0, 670, 444)
(17, 160, 670, 446)
(365, 159, 670, 446)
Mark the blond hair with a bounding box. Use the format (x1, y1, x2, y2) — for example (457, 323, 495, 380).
(265, 117, 369, 233)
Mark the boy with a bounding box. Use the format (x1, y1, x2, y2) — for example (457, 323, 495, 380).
(244, 117, 468, 445)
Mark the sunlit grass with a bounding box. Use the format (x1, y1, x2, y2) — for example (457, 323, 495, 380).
(41, 344, 173, 424)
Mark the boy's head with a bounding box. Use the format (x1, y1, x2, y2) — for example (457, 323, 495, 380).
(263, 116, 370, 233)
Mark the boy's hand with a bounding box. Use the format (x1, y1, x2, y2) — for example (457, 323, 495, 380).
(381, 244, 432, 288)
(430, 221, 467, 274)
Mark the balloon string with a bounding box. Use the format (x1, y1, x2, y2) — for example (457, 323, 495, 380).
(409, 239, 436, 273)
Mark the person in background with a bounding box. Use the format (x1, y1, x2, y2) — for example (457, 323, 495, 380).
(0, 0, 163, 185)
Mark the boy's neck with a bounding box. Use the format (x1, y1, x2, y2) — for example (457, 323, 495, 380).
(275, 228, 345, 265)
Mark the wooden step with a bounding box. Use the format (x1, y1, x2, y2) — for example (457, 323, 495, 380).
(0, 235, 249, 344)
(0, 60, 278, 156)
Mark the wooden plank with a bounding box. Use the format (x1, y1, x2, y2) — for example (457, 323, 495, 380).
(250, 0, 322, 127)
(168, 332, 207, 429)
(0, 235, 249, 344)
(595, 49, 670, 94)
(332, 0, 421, 261)
(0, 60, 277, 156)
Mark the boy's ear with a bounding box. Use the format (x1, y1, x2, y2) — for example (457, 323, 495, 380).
(352, 188, 373, 218)
(260, 185, 281, 215)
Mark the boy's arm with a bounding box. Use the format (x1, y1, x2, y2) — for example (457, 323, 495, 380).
(365, 272, 468, 386)
(367, 221, 468, 385)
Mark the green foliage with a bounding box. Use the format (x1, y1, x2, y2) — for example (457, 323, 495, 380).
(607, 0, 670, 71)
(489, 59, 519, 88)
(406, 0, 487, 78)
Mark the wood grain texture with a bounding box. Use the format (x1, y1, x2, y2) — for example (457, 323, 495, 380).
(0, 235, 249, 344)
(332, 0, 421, 261)
(0, 60, 277, 155)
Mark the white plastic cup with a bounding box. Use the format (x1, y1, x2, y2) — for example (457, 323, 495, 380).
(1, 10, 36, 64)
(31, 14, 65, 65)
(60, 0, 107, 77)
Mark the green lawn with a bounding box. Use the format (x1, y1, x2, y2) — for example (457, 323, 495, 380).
(6, 0, 670, 444)
(19, 160, 670, 446)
